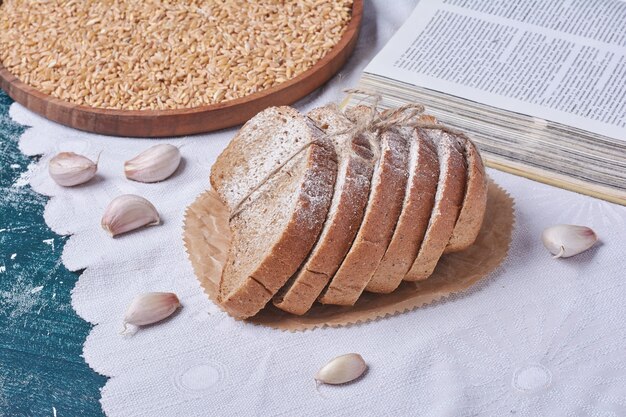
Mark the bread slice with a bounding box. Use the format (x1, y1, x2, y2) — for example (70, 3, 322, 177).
(318, 127, 411, 306)
(211, 106, 326, 211)
(404, 129, 467, 281)
(273, 104, 376, 315)
(365, 127, 440, 293)
(217, 141, 337, 319)
(444, 136, 488, 253)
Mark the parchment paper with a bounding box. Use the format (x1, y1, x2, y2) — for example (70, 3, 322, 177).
(183, 180, 514, 331)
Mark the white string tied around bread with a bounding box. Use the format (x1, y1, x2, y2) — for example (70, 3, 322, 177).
(228, 93, 467, 220)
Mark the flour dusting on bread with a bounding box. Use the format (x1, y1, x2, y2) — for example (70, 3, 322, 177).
(211, 103, 487, 318)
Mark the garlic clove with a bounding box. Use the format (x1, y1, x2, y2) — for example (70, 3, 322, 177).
(48, 151, 97, 186)
(315, 353, 367, 385)
(123, 292, 180, 327)
(101, 194, 160, 237)
(124, 144, 181, 183)
(541, 224, 598, 258)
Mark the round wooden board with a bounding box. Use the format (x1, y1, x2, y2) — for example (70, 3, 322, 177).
(0, 1, 362, 138)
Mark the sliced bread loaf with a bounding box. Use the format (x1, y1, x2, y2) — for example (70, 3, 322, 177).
(273, 104, 376, 315)
(365, 127, 440, 293)
(211, 106, 326, 211)
(217, 141, 337, 319)
(318, 126, 410, 306)
(404, 129, 467, 281)
(444, 136, 488, 253)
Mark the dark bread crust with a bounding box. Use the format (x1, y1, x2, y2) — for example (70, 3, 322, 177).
(444, 136, 488, 253)
(404, 130, 467, 281)
(366, 127, 439, 293)
(273, 106, 375, 315)
(319, 128, 410, 306)
(272, 150, 374, 314)
(215, 104, 489, 318)
(218, 142, 337, 319)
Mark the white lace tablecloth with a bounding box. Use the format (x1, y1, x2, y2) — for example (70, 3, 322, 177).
(11, 1, 626, 415)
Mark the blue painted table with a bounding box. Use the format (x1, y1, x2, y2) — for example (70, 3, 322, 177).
(0, 91, 106, 416)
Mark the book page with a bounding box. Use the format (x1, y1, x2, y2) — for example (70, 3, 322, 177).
(365, 0, 626, 141)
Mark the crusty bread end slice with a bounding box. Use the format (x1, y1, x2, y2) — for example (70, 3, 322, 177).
(217, 142, 337, 319)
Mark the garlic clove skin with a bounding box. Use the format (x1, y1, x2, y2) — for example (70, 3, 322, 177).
(124, 144, 181, 183)
(124, 292, 180, 327)
(315, 353, 367, 385)
(101, 194, 160, 237)
(48, 152, 97, 186)
(541, 224, 598, 258)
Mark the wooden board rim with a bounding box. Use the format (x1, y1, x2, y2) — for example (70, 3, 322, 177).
(0, 0, 363, 138)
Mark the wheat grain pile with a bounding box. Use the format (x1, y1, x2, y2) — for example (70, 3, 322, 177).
(0, 0, 353, 110)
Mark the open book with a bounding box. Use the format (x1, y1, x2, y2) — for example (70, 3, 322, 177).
(346, 0, 626, 205)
